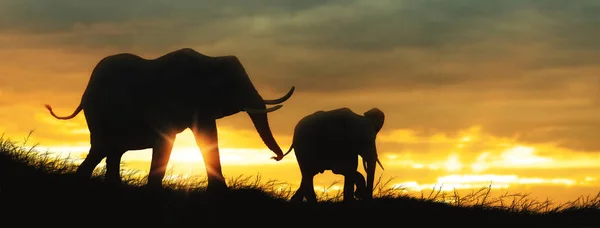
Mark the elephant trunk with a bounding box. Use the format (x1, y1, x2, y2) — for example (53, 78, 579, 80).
(248, 112, 284, 161)
(364, 158, 376, 200)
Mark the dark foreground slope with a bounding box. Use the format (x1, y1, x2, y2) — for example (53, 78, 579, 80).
(0, 137, 599, 228)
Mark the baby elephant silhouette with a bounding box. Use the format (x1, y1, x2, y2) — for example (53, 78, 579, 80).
(282, 107, 385, 202)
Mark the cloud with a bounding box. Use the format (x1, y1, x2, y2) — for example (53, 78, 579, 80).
(281, 0, 600, 52)
(0, 0, 337, 51)
(1, 0, 600, 153)
(0, 0, 331, 32)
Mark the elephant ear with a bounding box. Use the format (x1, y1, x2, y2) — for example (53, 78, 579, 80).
(364, 108, 385, 133)
(209, 56, 252, 119)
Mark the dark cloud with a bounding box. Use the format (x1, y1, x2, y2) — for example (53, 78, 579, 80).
(268, 0, 519, 51)
(0, 0, 338, 51)
(264, 0, 600, 51)
(0, 0, 333, 32)
(1, 0, 598, 53)
(252, 0, 600, 94)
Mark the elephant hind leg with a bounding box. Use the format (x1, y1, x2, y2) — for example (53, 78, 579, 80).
(342, 173, 357, 202)
(290, 188, 304, 202)
(76, 146, 105, 179)
(148, 136, 175, 189)
(291, 174, 317, 203)
(105, 153, 124, 185)
(302, 174, 318, 203)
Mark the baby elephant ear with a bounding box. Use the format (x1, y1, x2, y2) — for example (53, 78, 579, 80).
(364, 108, 385, 133)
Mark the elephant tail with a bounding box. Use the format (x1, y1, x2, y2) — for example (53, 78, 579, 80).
(44, 103, 83, 120)
(282, 141, 294, 157)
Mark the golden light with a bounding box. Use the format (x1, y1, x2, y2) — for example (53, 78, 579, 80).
(412, 164, 425, 169)
(444, 153, 463, 172)
(457, 136, 471, 148)
(499, 145, 552, 167)
(33, 128, 297, 166)
(585, 176, 597, 182)
(24, 123, 600, 206)
(392, 174, 579, 192)
(471, 152, 491, 172)
(461, 136, 472, 142)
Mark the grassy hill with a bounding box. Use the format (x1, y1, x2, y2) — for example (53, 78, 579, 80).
(0, 133, 599, 227)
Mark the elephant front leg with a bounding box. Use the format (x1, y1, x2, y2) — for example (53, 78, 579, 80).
(343, 174, 357, 202)
(192, 120, 227, 193)
(353, 171, 367, 200)
(148, 136, 175, 189)
(105, 153, 124, 185)
(333, 158, 360, 202)
(76, 146, 105, 179)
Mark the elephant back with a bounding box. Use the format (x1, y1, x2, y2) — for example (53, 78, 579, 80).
(293, 108, 376, 162)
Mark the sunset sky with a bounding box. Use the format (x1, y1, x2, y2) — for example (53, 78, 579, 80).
(1, 0, 600, 204)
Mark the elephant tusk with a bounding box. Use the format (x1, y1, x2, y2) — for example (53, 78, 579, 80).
(244, 105, 283, 114)
(263, 86, 295, 105)
(376, 157, 384, 171)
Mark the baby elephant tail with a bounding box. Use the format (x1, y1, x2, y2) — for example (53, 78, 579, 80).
(45, 104, 83, 120)
(282, 141, 294, 158)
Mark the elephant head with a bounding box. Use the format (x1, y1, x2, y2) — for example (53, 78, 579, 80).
(364, 107, 385, 134)
(360, 107, 385, 200)
(207, 55, 295, 161)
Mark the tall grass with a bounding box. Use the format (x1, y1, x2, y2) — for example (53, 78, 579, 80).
(1, 130, 599, 216)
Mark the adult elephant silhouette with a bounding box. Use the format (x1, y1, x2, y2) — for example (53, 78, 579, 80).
(282, 107, 385, 202)
(44, 48, 295, 192)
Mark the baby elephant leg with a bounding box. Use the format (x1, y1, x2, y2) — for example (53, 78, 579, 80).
(353, 171, 368, 200)
(341, 171, 366, 202)
(291, 174, 317, 203)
